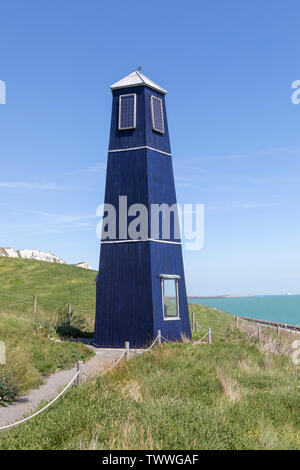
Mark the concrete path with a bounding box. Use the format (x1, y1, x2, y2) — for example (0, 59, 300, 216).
(0, 347, 140, 428)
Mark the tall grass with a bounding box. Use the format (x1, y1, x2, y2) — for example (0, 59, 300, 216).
(0, 314, 93, 405)
(0, 330, 299, 449)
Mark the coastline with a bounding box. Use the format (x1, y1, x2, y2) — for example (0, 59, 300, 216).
(188, 295, 300, 327)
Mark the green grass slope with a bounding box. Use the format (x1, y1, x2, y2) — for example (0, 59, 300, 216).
(0, 258, 232, 332)
(0, 257, 97, 322)
(188, 302, 235, 336)
(0, 258, 96, 403)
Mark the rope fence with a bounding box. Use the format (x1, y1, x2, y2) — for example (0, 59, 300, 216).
(238, 315, 300, 333)
(2, 307, 298, 431)
(88, 349, 127, 378)
(190, 311, 300, 346)
(191, 324, 264, 344)
(0, 371, 80, 431)
(0, 331, 162, 431)
(192, 331, 209, 344)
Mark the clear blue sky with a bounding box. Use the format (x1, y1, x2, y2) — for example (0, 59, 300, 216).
(1, 0, 300, 295)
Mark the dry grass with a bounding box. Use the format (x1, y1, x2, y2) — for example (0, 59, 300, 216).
(122, 379, 143, 402)
(239, 319, 300, 356)
(107, 421, 155, 450)
(216, 368, 242, 403)
(239, 321, 259, 339)
(238, 359, 253, 372)
(152, 344, 174, 361)
(180, 333, 192, 343)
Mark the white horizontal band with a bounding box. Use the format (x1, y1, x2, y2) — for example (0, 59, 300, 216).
(159, 274, 181, 279)
(101, 238, 181, 245)
(108, 146, 172, 157)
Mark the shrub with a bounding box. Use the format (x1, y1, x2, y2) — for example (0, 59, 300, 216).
(0, 371, 19, 406)
(0, 344, 41, 406)
(33, 319, 57, 339)
(33, 309, 91, 338)
(56, 307, 89, 338)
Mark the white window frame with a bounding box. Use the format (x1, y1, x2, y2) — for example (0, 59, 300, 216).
(151, 95, 164, 134)
(160, 274, 180, 320)
(118, 93, 137, 130)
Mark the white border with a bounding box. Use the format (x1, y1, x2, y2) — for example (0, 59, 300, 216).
(108, 146, 171, 156)
(160, 275, 180, 321)
(159, 274, 180, 279)
(118, 93, 136, 130)
(101, 239, 181, 245)
(151, 95, 164, 134)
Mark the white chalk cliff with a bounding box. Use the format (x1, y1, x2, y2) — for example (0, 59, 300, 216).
(75, 262, 92, 270)
(0, 247, 92, 269)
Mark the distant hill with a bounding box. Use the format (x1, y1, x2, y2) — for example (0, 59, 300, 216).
(0, 257, 97, 321)
(0, 247, 66, 264)
(0, 247, 92, 270)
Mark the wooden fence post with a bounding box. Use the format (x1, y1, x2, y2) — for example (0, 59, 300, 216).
(208, 328, 212, 344)
(33, 295, 37, 314)
(257, 326, 261, 342)
(157, 330, 161, 345)
(68, 304, 71, 326)
(192, 311, 195, 331)
(125, 341, 129, 360)
(236, 315, 239, 329)
(0, 341, 6, 365)
(277, 325, 280, 339)
(76, 361, 83, 386)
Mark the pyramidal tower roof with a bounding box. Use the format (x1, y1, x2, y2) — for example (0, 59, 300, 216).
(110, 70, 167, 95)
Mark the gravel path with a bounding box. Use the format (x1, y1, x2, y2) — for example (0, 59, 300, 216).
(0, 347, 140, 428)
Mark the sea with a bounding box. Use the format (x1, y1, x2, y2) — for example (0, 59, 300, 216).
(188, 295, 300, 327)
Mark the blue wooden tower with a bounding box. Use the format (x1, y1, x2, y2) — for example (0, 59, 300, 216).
(93, 71, 191, 348)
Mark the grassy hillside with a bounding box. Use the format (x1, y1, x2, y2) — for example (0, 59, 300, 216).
(0, 258, 235, 334)
(0, 258, 299, 449)
(0, 257, 97, 323)
(188, 302, 235, 334)
(1, 332, 299, 450)
(0, 258, 96, 404)
(0, 314, 93, 404)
